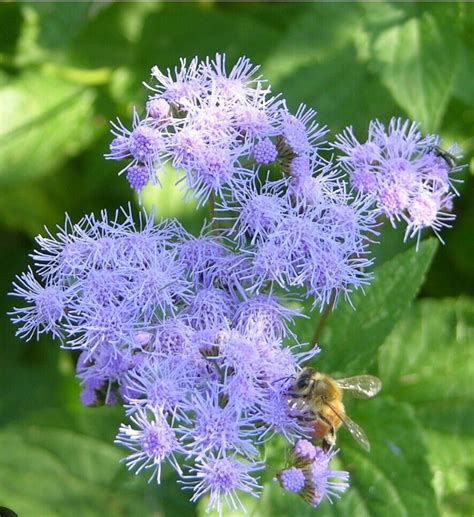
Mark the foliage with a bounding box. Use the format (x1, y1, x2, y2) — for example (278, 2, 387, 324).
(0, 2, 472, 516)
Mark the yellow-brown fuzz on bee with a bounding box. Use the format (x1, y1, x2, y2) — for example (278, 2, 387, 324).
(292, 368, 381, 452)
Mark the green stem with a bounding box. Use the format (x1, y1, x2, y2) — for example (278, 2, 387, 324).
(209, 191, 218, 231)
(310, 291, 336, 347)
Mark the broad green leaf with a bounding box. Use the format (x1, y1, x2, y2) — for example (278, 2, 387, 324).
(0, 73, 96, 184)
(67, 2, 157, 70)
(453, 44, 474, 107)
(312, 239, 438, 373)
(15, 1, 93, 67)
(0, 408, 196, 517)
(0, 180, 67, 235)
(30, 2, 92, 51)
(335, 398, 439, 517)
(378, 298, 474, 515)
(263, 3, 364, 82)
(379, 298, 474, 434)
(424, 431, 474, 517)
(0, 3, 22, 57)
(132, 4, 279, 81)
(367, 5, 462, 131)
(262, 3, 399, 134)
(217, 3, 308, 33)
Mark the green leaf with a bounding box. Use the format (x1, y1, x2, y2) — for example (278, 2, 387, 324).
(337, 398, 439, 517)
(0, 72, 96, 185)
(0, 3, 23, 57)
(66, 3, 156, 70)
(0, 408, 196, 516)
(378, 298, 474, 515)
(14, 1, 93, 67)
(367, 4, 462, 131)
(379, 298, 474, 433)
(30, 2, 92, 51)
(261, 3, 400, 135)
(132, 4, 279, 83)
(424, 431, 474, 517)
(314, 239, 438, 373)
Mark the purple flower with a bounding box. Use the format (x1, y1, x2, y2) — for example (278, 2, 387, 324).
(76, 343, 141, 404)
(180, 385, 259, 459)
(278, 467, 305, 492)
(10, 269, 66, 341)
(153, 317, 195, 356)
(148, 56, 204, 107)
(334, 117, 462, 243)
(203, 252, 251, 296)
(187, 145, 241, 206)
(123, 356, 198, 416)
(146, 96, 170, 121)
(115, 406, 183, 483)
(126, 164, 150, 192)
(185, 287, 236, 330)
(301, 449, 350, 506)
(258, 387, 309, 442)
(287, 161, 343, 206)
(220, 178, 288, 246)
(106, 110, 164, 190)
(279, 104, 328, 156)
(182, 454, 263, 516)
(293, 439, 318, 463)
(233, 295, 298, 341)
(203, 54, 266, 102)
(278, 445, 350, 508)
(253, 138, 278, 164)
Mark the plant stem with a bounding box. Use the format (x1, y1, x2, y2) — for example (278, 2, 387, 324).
(310, 291, 336, 347)
(209, 191, 218, 231)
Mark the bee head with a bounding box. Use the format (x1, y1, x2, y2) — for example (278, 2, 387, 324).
(293, 367, 317, 396)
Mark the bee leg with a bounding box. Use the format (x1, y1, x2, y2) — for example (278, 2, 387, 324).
(322, 427, 337, 453)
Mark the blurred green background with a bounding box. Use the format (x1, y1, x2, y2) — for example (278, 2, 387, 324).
(0, 2, 473, 516)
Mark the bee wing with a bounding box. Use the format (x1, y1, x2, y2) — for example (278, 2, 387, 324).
(336, 375, 382, 399)
(326, 401, 371, 452)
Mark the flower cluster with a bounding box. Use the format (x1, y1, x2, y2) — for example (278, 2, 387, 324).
(334, 118, 462, 246)
(10, 206, 317, 513)
(107, 54, 383, 309)
(10, 54, 464, 515)
(277, 440, 349, 506)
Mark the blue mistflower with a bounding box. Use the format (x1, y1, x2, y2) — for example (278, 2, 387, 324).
(334, 117, 462, 245)
(182, 455, 264, 515)
(218, 177, 288, 246)
(126, 164, 150, 191)
(302, 450, 350, 506)
(181, 386, 259, 459)
(10, 269, 66, 341)
(278, 467, 305, 493)
(115, 406, 183, 483)
(253, 138, 278, 164)
(106, 110, 165, 192)
(146, 96, 170, 121)
(185, 287, 236, 330)
(233, 295, 298, 341)
(148, 56, 204, 107)
(12, 53, 467, 514)
(279, 104, 328, 156)
(123, 356, 198, 416)
(278, 445, 349, 508)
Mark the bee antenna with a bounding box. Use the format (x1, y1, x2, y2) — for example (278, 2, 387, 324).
(272, 375, 292, 384)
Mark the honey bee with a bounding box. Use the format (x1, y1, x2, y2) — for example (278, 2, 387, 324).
(291, 368, 382, 452)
